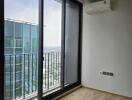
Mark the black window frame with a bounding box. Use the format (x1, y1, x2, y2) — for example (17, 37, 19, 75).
(0, 0, 4, 99)
(38, 0, 82, 100)
(0, 0, 82, 100)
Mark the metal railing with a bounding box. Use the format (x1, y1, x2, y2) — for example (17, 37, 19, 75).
(4, 52, 61, 100)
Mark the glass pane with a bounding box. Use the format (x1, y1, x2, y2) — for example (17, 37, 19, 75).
(23, 24, 30, 53)
(43, 0, 62, 94)
(64, 0, 80, 85)
(31, 25, 38, 53)
(15, 23, 22, 38)
(4, 0, 39, 100)
(5, 21, 13, 37)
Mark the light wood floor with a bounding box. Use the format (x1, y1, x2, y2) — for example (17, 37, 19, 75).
(59, 87, 132, 100)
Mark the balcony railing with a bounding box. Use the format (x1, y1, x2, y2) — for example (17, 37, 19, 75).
(4, 52, 61, 100)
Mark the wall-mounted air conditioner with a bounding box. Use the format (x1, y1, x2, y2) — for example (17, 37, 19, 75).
(86, 0, 111, 15)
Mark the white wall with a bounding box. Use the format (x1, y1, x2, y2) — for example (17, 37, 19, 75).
(82, 0, 132, 97)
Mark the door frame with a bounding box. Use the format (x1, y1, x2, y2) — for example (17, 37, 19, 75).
(38, 0, 44, 100)
(38, 0, 82, 99)
(0, 0, 4, 99)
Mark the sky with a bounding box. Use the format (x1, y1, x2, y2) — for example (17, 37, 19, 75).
(5, 0, 62, 48)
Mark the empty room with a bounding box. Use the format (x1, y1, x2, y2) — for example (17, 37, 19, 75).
(0, 0, 132, 100)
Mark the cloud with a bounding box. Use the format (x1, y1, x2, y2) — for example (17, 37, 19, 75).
(5, 0, 38, 24)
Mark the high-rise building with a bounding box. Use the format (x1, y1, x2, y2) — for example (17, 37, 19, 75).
(4, 19, 38, 100)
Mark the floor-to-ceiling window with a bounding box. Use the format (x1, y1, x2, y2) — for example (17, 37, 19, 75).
(2, 0, 82, 99)
(41, 0, 82, 99)
(64, 0, 80, 86)
(43, 0, 62, 95)
(4, 0, 39, 100)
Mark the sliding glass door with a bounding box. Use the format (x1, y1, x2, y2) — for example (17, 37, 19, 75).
(41, 0, 82, 99)
(43, 0, 62, 95)
(4, 0, 39, 99)
(64, 0, 80, 86)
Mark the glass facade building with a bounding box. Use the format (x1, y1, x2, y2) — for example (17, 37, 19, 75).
(4, 19, 61, 100)
(4, 20, 38, 100)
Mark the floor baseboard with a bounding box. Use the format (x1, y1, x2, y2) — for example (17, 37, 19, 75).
(53, 85, 82, 100)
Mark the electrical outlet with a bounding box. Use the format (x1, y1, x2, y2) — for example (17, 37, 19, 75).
(100, 71, 114, 76)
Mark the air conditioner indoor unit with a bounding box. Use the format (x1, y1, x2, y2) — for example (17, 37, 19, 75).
(86, 0, 111, 15)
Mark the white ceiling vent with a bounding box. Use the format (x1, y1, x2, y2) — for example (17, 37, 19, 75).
(86, 0, 111, 15)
